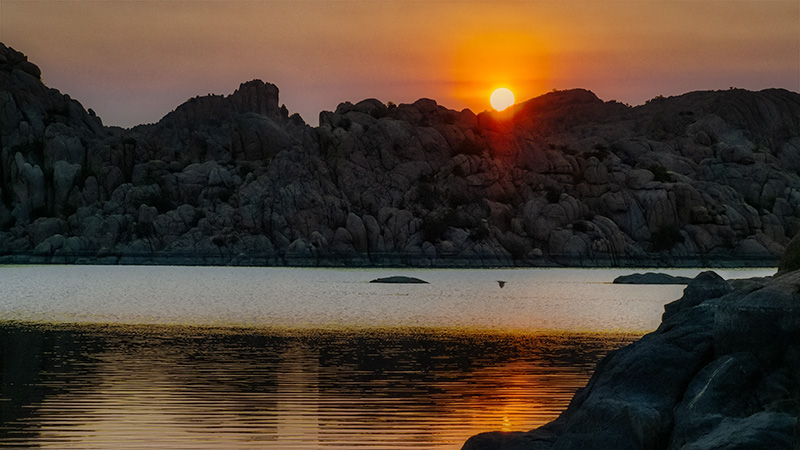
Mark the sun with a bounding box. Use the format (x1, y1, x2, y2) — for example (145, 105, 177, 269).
(490, 87, 515, 111)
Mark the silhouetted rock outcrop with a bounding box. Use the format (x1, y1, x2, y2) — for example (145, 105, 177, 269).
(369, 276, 428, 284)
(462, 268, 799, 450)
(613, 272, 692, 284)
(2, 43, 800, 266)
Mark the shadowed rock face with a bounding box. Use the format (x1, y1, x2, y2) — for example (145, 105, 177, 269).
(778, 232, 800, 274)
(462, 269, 800, 450)
(2, 43, 800, 267)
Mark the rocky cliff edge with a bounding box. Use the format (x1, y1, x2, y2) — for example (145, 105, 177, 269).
(462, 238, 800, 449)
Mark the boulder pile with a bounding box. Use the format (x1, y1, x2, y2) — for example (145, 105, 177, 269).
(2, 43, 800, 267)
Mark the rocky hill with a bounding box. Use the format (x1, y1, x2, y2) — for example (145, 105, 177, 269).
(2, 43, 800, 266)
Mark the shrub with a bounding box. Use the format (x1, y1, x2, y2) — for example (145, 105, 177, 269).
(470, 223, 490, 241)
(212, 235, 226, 247)
(31, 205, 49, 220)
(497, 232, 530, 259)
(138, 192, 173, 214)
(585, 143, 610, 161)
(60, 202, 78, 219)
(456, 139, 483, 156)
(447, 188, 478, 208)
(649, 165, 673, 183)
(218, 188, 234, 203)
(239, 162, 256, 179)
(546, 188, 561, 204)
(10, 139, 44, 167)
(651, 225, 684, 252)
(370, 108, 388, 120)
(135, 221, 155, 239)
(421, 208, 456, 242)
(3, 215, 17, 229)
(573, 220, 592, 233)
(415, 181, 439, 210)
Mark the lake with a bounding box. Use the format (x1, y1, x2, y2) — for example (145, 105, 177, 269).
(0, 266, 775, 449)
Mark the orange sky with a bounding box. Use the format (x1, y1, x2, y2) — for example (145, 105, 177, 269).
(2, 1, 798, 127)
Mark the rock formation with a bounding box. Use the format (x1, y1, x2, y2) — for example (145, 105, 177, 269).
(613, 272, 693, 284)
(462, 266, 799, 449)
(369, 276, 428, 284)
(2, 43, 800, 267)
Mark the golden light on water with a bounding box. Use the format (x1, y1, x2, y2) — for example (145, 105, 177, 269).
(0, 323, 638, 449)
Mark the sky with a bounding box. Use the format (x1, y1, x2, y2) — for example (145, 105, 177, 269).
(2, 0, 798, 128)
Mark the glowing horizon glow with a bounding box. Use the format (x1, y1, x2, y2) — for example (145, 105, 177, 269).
(451, 31, 548, 115)
(490, 87, 515, 111)
(2, 1, 797, 127)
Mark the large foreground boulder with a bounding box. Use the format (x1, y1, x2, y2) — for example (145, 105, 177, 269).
(462, 269, 799, 450)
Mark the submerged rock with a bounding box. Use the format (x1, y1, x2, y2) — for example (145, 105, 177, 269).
(369, 276, 428, 284)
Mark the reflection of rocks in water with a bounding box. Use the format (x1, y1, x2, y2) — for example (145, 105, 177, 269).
(464, 266, 800, 450)
(0, 325, 107, 441)
(0, 323, 633, 448)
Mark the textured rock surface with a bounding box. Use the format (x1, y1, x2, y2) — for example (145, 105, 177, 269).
(462, 270, 800, 450)
(2, 43, 800, 266)
(613, 272, 693, 284)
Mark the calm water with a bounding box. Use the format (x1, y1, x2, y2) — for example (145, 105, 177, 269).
(0, 266, 775, 449)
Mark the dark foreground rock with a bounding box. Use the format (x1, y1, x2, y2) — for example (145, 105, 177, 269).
(369, 276, 428, 284)
(613, 272, 693, 284)
(462, 269, 799, 450)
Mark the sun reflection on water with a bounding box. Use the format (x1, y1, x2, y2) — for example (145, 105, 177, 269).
(0, 323, 637, 449)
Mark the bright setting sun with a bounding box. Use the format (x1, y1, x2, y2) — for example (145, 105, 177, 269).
(490, 87, 515, 111)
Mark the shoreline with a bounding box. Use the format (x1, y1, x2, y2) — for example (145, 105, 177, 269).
(0, 251, 780, 269)
(462, 269, 800, 449)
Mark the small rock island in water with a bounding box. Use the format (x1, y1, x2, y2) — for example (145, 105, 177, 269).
(462, 236, 800, 450)
(369, 276, 428, 284)
(613, 272, 693, 284)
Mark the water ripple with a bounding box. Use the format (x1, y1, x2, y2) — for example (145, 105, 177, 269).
(1, 323, 636, 449)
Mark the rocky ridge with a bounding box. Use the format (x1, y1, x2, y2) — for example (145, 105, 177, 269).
(2, 43, 800, 266)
